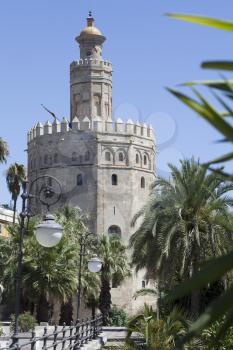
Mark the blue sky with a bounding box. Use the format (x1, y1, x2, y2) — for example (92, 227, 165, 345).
(0, 1, 232, 205)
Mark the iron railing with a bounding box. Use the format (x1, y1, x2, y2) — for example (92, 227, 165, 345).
(3, 315, 102, 350)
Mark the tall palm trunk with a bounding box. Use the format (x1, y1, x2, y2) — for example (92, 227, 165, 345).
(36, 295, 50, 323)
(191, 241, 200, 318)
(59, 298, 73, 325)
(99, 274, 111, 325)
(12, 197, 17, 224)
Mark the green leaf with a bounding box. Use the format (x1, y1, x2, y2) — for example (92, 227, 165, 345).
(202, 61, 233, 71)
(214, 309, 233, 348)
(180, 286, 233, 345)
(182, 80, 233, 92)
(164, 250, 233, 303)
(208, 168, 233, 182)
(166, 13, 233, 32)
(167, 87, 233, 142)
(204, 152, 233, 165)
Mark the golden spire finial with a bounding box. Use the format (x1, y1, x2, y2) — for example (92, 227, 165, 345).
(87, 11, 94, 27)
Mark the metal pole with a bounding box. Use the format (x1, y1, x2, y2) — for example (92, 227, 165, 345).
(12, 180, 28, 344)
(77, 234, 84, 320)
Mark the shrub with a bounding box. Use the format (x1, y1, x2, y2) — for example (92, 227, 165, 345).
(0, 327, 4, 336)
(10, 312, 37, 333)
(108, 305, 128, 326)
(202, 321, 233, 350)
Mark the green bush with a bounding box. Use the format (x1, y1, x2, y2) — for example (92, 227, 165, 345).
(0, 327, 4, 336)
(202, 321, 233, 350)
(108, 305, 128, 326)
(10, 312, 37, 333)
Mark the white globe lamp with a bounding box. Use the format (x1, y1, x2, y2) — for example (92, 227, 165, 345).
(88, 255, 102, 273)
(35, 214, 63, 248)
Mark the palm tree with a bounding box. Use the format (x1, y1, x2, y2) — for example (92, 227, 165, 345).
(1, 218, 78, 323)
(23, 235, 78, 323)
(126, 304, 198, 350)
(6, 163, 25, 223)
(97, 234, 130, 325)
(56, 205, 100, 321)
(130, 158, 233, 317)
(0, 138, 9, 164)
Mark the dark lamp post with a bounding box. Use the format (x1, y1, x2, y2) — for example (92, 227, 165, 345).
(76, 233, 102, 320)
(12, 175, 63, 345)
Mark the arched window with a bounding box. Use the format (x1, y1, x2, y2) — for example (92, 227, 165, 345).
(105, 151, 111, 161)
(33, 159, 36, 168)
(77, 174, 83, 186)
(44, 155, 48, 165)
(112, 174, 118, 186)
(141, 177, 145, 189)
(85, 151, 90, 161)
(144, 155, 147, 165)
(119, 152, 124, 162)
(79, 155, 83, 164)
(142, 280, 146, 288)
(54, 153, 58, 164)
(49, 155, 53, 165)
(108, 225, 121, 238)
(72, 152, 77, 162)
(136, 154, 139, 164)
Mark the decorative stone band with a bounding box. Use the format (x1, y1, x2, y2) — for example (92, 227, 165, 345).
(70, 59, 112, 69)
(27, 117, 154, 143)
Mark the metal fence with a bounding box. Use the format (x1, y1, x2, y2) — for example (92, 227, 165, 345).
(3, 315, 102, 350)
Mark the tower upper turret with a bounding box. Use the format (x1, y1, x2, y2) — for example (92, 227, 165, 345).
(76, 12, 106, 60)
(70, 13, 112, 123)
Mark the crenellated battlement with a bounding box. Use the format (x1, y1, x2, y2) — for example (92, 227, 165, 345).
(27, 117, 154, 143)
(70, 59, 112, 69)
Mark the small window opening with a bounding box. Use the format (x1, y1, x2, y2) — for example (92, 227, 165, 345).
(141, 177, 145, 189)
(144, 155, 147, 165)
(112, 174, 118, 186)
(136, 154, 139, 164)
(77, 174, 83, 186)
(142, 280, 146, 288)
(79, 155, 83, 164)
(54, 154, 58, 164)
(108, 225, 121, 238)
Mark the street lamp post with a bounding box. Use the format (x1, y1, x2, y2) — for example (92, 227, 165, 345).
(76, 233, 102, 320)
(12, 176, 63, 345)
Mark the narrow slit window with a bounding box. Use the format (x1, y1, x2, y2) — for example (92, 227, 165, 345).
(112, 174, 118, 186)
(144, 155, 147, 165)
(136, 154, 139, 164)
(141, 177, 145, 189)
(77, 174, 83, 186)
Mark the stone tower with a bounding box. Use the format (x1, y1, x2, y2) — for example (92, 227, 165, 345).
(27, 13, 156, 314)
